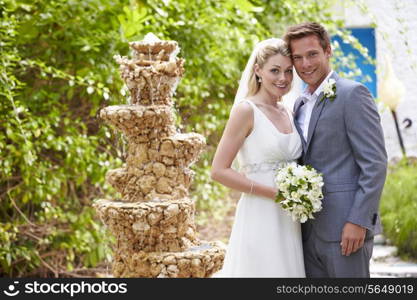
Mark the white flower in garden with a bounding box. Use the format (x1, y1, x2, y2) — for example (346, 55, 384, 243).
(87, 86, 94, 94)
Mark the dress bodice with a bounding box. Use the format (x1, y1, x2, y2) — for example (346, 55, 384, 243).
(236, 99, 302, 173)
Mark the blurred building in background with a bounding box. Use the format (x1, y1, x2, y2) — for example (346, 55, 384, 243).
(335, 0, 417, 160)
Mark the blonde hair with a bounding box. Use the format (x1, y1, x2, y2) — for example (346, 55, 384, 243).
(247, 40, 291, 98)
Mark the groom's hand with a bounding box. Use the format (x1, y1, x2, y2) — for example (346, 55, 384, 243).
(340, 222, 366, 256)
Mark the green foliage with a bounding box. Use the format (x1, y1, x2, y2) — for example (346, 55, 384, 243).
(0, 0, 123, 276)
(380, 159, 417, 260)
(0, 0, 371, 276)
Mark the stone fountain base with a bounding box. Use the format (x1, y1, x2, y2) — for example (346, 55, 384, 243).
(113, 241, 225, 278)
(94, 199, 226, 277)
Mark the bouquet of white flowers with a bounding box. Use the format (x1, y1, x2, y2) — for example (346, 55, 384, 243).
(274, 162, 324, 223)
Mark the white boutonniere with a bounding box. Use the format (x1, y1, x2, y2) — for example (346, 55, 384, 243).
(319, 78, 337, 103)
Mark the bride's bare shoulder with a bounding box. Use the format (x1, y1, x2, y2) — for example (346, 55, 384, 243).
(230, 100, 254, 117)
(227, 101, 254, 135)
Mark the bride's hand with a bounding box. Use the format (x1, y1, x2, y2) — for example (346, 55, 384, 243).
(268, 187, 278, 200)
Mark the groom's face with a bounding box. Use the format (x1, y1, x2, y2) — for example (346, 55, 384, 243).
(290, 35, 331, 93)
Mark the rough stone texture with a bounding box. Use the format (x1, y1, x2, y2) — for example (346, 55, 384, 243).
(100, 106, 205, 203)
(94, 199, 197, 252)
(93, 34, 225, 277)
(99, 105, 176, 143)
(112, 241, 226, 278)
(114, 48, 184, 105)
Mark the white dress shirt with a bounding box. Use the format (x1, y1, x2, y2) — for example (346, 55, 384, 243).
(297, 70, 334, 141)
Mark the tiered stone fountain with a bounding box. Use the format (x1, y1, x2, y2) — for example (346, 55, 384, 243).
(93, 34, 225, 278)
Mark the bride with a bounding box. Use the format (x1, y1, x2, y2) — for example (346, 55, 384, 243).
(210, 38, 305, 277)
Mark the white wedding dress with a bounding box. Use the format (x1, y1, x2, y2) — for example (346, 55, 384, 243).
(215, 99, 306, 277)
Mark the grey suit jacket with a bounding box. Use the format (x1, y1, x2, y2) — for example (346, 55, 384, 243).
(293, 72, 388, 242)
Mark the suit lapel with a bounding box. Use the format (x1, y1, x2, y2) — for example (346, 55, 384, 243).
(305, 72, 340, 152)
(293, 98, 307, 152)
(293, 98, 304, 114)
(305, 93, 326, 151)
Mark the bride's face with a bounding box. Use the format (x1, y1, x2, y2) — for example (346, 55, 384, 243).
(255, 54, 293, 98)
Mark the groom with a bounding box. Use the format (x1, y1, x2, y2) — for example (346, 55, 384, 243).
(284, 22, 387, 277)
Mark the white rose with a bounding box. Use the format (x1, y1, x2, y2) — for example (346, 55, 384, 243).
(312, 200, 322, 211)
(292, 167, 306, 177)
(300, 214, 308, 223)
(290, 177, 299, 186)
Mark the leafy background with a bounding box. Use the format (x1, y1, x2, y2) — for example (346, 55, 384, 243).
(2, 0, 401, 277)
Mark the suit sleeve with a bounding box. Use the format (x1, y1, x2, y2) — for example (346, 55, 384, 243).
(344, 84, 388, 231)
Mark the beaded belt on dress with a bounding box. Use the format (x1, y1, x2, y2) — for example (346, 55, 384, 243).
(240, 161, 292, 174)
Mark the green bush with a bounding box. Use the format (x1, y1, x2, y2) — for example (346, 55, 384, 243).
(0, 0, 124, 276)
(380, 159, 417, 260)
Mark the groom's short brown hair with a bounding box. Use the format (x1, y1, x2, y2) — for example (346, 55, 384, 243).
(284, 22, 331, 52)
